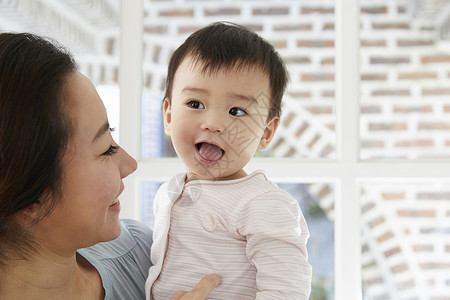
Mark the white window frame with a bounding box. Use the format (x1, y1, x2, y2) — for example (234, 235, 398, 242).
(118, 1, 450, 299)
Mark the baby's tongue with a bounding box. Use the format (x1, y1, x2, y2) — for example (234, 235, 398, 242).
(198, 143, 223, 161)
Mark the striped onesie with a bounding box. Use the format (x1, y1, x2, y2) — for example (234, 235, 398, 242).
(145, 170, 312, 300)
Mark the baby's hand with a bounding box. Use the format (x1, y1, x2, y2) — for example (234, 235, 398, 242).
(169, 274, 221, 300)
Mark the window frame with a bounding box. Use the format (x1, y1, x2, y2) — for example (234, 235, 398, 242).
(117, 1, 450, 299)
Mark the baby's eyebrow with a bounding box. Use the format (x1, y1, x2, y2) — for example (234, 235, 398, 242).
(181, 86, 209, 95)
(228, 92, 257, 103)
(92, 121, 110, 144)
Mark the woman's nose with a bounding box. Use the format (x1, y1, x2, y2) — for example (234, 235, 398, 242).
(118, 147, 138, 178)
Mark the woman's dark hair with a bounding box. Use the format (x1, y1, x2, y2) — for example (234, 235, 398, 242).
(0, 32, 77, 268)
(164, 22, 289, 121)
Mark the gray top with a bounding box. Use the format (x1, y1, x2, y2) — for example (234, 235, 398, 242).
(78, 219, 153, 300)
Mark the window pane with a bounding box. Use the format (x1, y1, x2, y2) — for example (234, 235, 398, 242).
(360, 0, 450, 160)
(141, 0, 336, 159)
(0, 0, 121, 140)
(360, 181, 450, 299)
(141, 180, 335, 299)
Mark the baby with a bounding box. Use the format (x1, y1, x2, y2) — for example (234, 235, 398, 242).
(146, 22, 312, 299)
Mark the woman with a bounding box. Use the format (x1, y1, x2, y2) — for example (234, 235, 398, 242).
(0, 32, 219, 299)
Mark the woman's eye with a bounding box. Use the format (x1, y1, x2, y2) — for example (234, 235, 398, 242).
(103, 145, 119, 156)
(229, 107, 246, 116)
(188, 100, 205, 109)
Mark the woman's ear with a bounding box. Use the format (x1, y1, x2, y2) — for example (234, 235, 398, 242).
(163, 98, 172, 136)
(258, 117, 280, 151)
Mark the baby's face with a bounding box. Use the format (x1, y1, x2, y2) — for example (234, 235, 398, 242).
(164, 56, 278, 182)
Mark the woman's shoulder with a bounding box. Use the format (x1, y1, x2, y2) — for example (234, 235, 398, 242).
(78, 219, 153, 300)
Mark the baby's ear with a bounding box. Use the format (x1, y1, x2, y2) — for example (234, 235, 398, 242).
(258, 117, 279, 151)
(163, 98, 172, 136)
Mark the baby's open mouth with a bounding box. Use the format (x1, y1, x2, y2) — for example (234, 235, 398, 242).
(196, 142, 224, 162)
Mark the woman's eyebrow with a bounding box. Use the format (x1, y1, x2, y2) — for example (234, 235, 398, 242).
(92, 121, 110, 144)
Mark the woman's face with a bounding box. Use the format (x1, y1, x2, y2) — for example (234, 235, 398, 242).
(34, 71, 137, 256)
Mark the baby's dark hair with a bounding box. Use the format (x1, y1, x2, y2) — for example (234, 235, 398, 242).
(164, 22, 288, 121)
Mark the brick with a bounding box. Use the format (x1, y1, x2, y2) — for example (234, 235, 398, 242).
(323, 23, 334, 31)
(369, 123, 407, 131)
(301, 73, 334, 82)
(397, 5, 407, 14)
(391, 262, 408, 273)
(372, 89, 410, 96)
(304, 106, 333, 115)
(366, 277, 383, 285)
(295, 123, 309, 137)
(385, 247, 401, 258)
(319, 144, 334, 157)
(204, 7, 240, 16)
(284, 147, 296, 157)
(282, 112, 295, 127)
(178, 26, 202, 34)
(393, 105, 432, 113)
(373, 22, 410, 30)
(274, 23, 312, 31)
(361, 73, 387, 81)
(420, 263, 450, 270)
(308, 134, 320, 148)
(398, 209, 435, 218)
(301, 7, 334, 14)
(422, 88, 450, 96)
(395, 139, 433, 147)
(253, 7, 289, 16)
(159, 9, 193, 17)
(420, 25, 435, 31)
(413, 244, 434, 252)
(283, 56, 310, 64)
(419, 122, 450, 130)
(382, 192, 405, 200)
(270, 40, 287, 48)
(368, 216, 385, 228)
(397, 279, 415, 291)
(144, 25, 168, 34)
(371, 56, 410, 64)
(362, 201, 375, 214)
(422, 54, 450, 64)
(398, 72, 437, 80)
(361, 105, 382, 114)
(287, 91, 311, 98)
(361, 140, 384, 148)
(361, 39, 386, 47)
(322, 90, 335, 98)
(417, 192, 450, 200)
(297, 40, 334, 48)
(361, 6, 388, 14)
(377, 231, 394, 243)
(321, 57, 334, 65)
(397, 39, 434, 47)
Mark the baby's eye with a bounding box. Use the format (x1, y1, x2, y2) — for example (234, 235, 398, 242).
(187, 100, 205, 109)
(229, 107, 246, 116)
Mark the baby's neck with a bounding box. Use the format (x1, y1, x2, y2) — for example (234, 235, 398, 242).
(186, 169, 248, 183)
